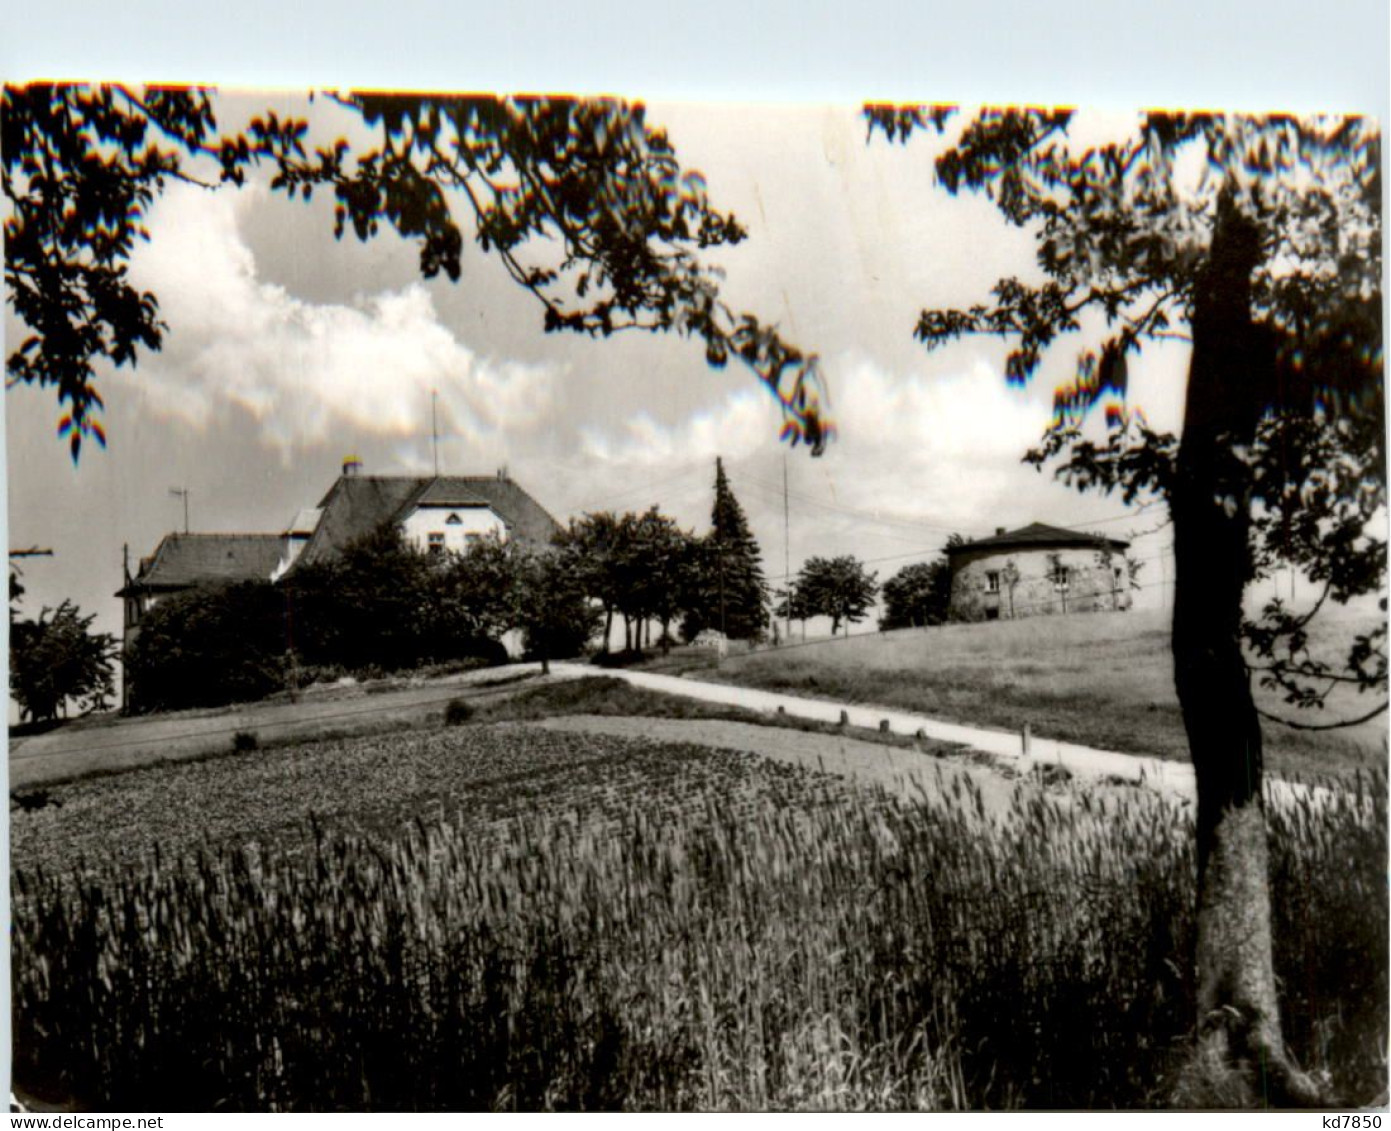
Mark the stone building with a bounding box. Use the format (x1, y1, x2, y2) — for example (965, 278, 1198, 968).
(946, 522, 1131, 622)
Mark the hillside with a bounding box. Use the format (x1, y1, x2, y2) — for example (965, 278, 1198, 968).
(715, 609, 1386, 781)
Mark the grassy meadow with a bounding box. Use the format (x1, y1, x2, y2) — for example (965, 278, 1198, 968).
(11, 694, 1387, 1111)
(716, 609, 1386, 781)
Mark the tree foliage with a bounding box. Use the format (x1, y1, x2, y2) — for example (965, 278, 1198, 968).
(513, 546, 602, 670)
(10, 598, 117, 722)
(1, 85, 305, 460)
(879, 559, 952, 630)
(555, 511, 625, 652)
(869, 107, 1385, 723)
(4, 84, 830, 461)
(125, 582, 284, 714)
(285, 524, 510, 673)
(794, 555, 880, 635)
(614, 508, 699, 653)
(869, 104, 1384, 1105)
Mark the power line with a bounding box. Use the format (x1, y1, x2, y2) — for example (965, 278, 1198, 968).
(734, 469, 1168, 542)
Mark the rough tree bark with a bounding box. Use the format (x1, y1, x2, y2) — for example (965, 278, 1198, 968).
(1170, 191, 1323, 1106)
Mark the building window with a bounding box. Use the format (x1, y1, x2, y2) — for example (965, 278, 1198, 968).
(446, 513, 462, 525)
(1053, 565, 1070, 591)
(985, 570, 1000, 593)
(465, 532, 482, 547)
(428, 532, 445, 555)
(1113, 566, 1124, 589)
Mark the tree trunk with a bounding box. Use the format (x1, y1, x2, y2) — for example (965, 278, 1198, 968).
(602, 606, 613, 654)
(1170, 192, 1322, 1107)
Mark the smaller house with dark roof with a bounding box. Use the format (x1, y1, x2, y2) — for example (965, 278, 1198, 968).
(946, 522, 1131, 622)
(118, 533, 285, 641)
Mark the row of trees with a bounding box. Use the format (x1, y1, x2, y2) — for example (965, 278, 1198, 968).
(558, 457, 771, 653)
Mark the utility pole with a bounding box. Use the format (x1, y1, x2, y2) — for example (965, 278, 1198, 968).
(169, 487, 190, 534)
(783, 454, 792, 647)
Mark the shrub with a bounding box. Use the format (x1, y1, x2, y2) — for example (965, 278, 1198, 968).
(444, 698, 474, 726)
(232, 731, 259, 753)
(125, 582, 285, 713)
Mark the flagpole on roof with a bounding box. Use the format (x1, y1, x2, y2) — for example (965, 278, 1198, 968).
(431, 390, 440, 478)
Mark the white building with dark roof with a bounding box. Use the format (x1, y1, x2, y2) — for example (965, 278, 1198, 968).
(287, 464, 560, 575)
(945, 522, 1132, 622)
(118, 463, 562, 654)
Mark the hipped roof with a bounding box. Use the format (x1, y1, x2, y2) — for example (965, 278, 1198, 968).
(947, 522, 1129, 555)
(119, 533, 284, 595)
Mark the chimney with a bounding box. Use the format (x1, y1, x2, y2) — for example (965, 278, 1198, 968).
(343, 456, 362, 478)
(497, 466, 508, 481)
(995, 526, 1006, 536)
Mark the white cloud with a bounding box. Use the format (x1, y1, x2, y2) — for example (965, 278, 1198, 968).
(574, 352, 1072, 532)
(576, 389, 777, 469)
(117, 183, 560, 457)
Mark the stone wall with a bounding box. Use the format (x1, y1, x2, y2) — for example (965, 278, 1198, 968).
(948, 545, 1131, 622)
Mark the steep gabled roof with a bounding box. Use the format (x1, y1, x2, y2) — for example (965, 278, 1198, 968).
(296, 476, 422, 567)
(413, 476, 562, 547)
(118, 533, 284, 595)
(294, 474, 561, 569)
(284, 508, 323, 536)
(947, 521, 1129, 555)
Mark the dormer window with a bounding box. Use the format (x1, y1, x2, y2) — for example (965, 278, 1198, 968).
(446, 513, 462, 525)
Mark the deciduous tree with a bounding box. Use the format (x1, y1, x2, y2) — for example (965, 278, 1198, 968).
(556, 512, 625, 652)
(4, 85, 829, 462)
(10, 598, 117, 722)
(868, 106, 1384, 1105)
(514, 546, 601, 673)
(795, 555, 879, 636)
(879, 558, 952, 629)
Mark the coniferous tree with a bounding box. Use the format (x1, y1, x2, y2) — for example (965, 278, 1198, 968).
(684, 458, 769, 641)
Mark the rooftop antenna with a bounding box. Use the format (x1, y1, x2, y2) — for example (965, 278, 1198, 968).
(431, 389, 440, 478)
(169, 487, 190, 533)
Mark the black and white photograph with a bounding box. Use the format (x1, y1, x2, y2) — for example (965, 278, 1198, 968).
(3, 7, 1387, 1114)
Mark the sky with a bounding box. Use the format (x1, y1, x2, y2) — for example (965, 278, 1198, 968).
(4, 96, 1203, 647)
(2, 0, 1385, 654)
